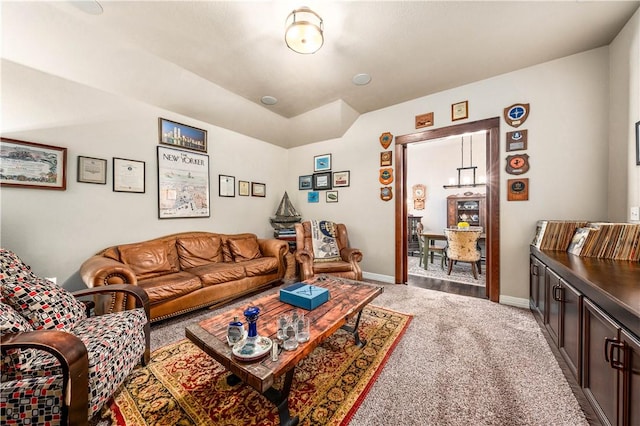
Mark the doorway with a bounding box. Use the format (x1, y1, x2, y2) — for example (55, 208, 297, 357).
(394, 117, 500, 302)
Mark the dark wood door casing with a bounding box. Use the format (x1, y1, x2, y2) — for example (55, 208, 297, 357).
(394, 117, 500, 302)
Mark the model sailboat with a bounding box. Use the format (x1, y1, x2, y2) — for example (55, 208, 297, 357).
(270, 192, 302, 230)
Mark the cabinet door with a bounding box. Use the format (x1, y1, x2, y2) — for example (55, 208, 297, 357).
(546, 269, 561, 345)
(529, 256, 546, 321)
(621, 329, 640, 426)
(583, 299, 621, 426)
(559, 279, 582, 383)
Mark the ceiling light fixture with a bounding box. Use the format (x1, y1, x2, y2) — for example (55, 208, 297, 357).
(285, 7, 324, 54)
(261, 95, 278, 106)
(352, 73, 371, 86)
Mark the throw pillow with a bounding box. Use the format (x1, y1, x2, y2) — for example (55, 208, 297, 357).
(118, 241, 180, 280)
(0, 248, 39, 287)
(0, 301, 33, 335)
(176, 236, 223, 268)
(228, 237, 262, 262)
(1, 277, 87, 331)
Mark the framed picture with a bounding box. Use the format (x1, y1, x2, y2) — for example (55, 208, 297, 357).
(113, 157, 145, 193)
(313, 171, 332, 190)
(158, 118, 207, 153)
(451, 100, 468, 121)
(636, 121, 639, 166)
(77, 156, 107, 184)
(332, 170, 350, 187)
(308, 191, 319, 203)
(157, 146, 210, 218)
(326, 190, 338, 203)
(380, 151, 392, 166)
(0, 138, 67, 190)
(299, 175, 312, 190)
(238, 180, 250, 196)
(251, 182, 266, 197)
(313, 153, 332, 172)
(219, 174, 235, 197)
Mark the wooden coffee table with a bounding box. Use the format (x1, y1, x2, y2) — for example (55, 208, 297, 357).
(185, 275, 383, 426)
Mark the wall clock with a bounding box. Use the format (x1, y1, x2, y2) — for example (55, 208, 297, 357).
(507, 178, 529, 201)
(505, 154, 530, 175)
(503, 103, 530, 128)
(412, 184, 426, 210)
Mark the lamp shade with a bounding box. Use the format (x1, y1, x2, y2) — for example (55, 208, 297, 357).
(285, 7, 324, 54)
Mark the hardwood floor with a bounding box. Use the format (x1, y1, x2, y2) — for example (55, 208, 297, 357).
(407, 274, 487, 299)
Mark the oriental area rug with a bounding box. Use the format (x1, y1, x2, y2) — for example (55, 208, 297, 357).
(96, 306, 411, 426)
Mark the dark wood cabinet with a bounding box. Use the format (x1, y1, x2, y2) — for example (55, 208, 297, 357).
(407, 215, 422, 256)
(446, 193, 485, 229)
(530, 247, 639, 426)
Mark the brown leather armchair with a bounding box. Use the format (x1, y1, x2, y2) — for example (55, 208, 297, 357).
(294, 221, 363, 281)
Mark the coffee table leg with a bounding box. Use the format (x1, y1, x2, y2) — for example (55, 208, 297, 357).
(340, 309, 366, 348)
(263, 368, 299, 426)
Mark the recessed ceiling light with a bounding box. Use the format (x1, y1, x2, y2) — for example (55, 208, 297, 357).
(261, 96, 278, 106)
(352, 73, 371, 86)
(70, 0, 104, 15)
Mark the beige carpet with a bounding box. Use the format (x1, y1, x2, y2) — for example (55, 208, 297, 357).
(135, 282, 588, 425)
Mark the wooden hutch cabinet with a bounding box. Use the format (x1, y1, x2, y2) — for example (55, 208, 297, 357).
(529, 247, 640, 426)
(407, 215, 422, 256)
(446, 193, 485, 229)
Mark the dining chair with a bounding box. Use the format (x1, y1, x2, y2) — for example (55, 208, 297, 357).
(443, 228, 482, 279)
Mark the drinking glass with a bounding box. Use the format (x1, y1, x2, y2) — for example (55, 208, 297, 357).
(296, 315, 310, 343)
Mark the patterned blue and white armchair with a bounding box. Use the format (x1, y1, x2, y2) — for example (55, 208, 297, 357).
(0, 248, 150, 425)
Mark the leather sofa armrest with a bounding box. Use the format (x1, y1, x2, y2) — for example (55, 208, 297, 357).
(72, 284, 150, 365)
(1, 330, 89, 426)
(295, 248, 315, 281)
(80, 255, 137, 288)
(340, 247, 363, 263)
(258, 238, 288, 259)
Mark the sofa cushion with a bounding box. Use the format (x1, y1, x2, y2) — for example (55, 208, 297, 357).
(176, 236, 223, 268)
(0, 301, 33, 335)
(0, 248, 39, 286)
(118, 241, 180, 280)
(1, 278, 87, 331)
(137, 271, 202, 305)
(228, 237, 262, 262)
(186, 263, 246, 286)
(312, 260, 354, 274)
(241, 257, 279, 277)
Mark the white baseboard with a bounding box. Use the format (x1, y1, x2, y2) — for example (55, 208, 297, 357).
(362, 271, 395, 284)
(499, 295, 529, 309)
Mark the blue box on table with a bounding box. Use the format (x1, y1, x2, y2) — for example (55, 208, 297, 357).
(279, 282, 330, 310)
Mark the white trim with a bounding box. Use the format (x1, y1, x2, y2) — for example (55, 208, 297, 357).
(362, 271, 395, 284)
(499, 295, 529, 309)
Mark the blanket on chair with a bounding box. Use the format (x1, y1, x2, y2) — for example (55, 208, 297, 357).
(310, 220, 341, 262)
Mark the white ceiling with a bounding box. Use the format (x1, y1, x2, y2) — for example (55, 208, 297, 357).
(1, 1, 638, 147)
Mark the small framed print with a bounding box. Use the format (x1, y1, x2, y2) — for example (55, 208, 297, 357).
(313, 172, 332, 190)
(251, 182, 266, 197)
(507, 178, 529, 201)
(313, 154, 332, 172)
(113, 157, 145, 193)
(451, 101, 468, 121)
(238, 180, 250, 196)
(326, 190, 338, 203)
(332, 170, 350, 187)
(380, 151, 392, 166)
(308, 191, 319, 203)
(77, 156, 107, 184)
(299, 175, 312, 190)
(415, 112, 434, 129)
(219, 174, 235, 197)
(158, 118, 207, 153)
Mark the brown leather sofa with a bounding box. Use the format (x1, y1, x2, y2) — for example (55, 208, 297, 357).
(80, 232, 288, 322)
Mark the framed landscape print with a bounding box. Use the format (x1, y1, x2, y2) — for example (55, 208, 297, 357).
(113, 157, 145, 193)
(313, 154, 331, 172)
(219, 175, 235, 197)
(0, 138, 67, 190)
(251, 182, 266, 197)
(77, 156, 107, 184)
(299, 175, 312, 190)
(238, 180, 250, 196)
(158, 118, 207, 153)
(157, 146, 210, 218)
(313, 172, 332, 190)
(326, 190, 338, 203)
(332, 170, 350, 187)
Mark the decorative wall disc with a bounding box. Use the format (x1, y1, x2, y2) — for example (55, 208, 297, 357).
(379, 132, 393, 149)
(503, 103, 530, 128)
(380, 187, 393, 201)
